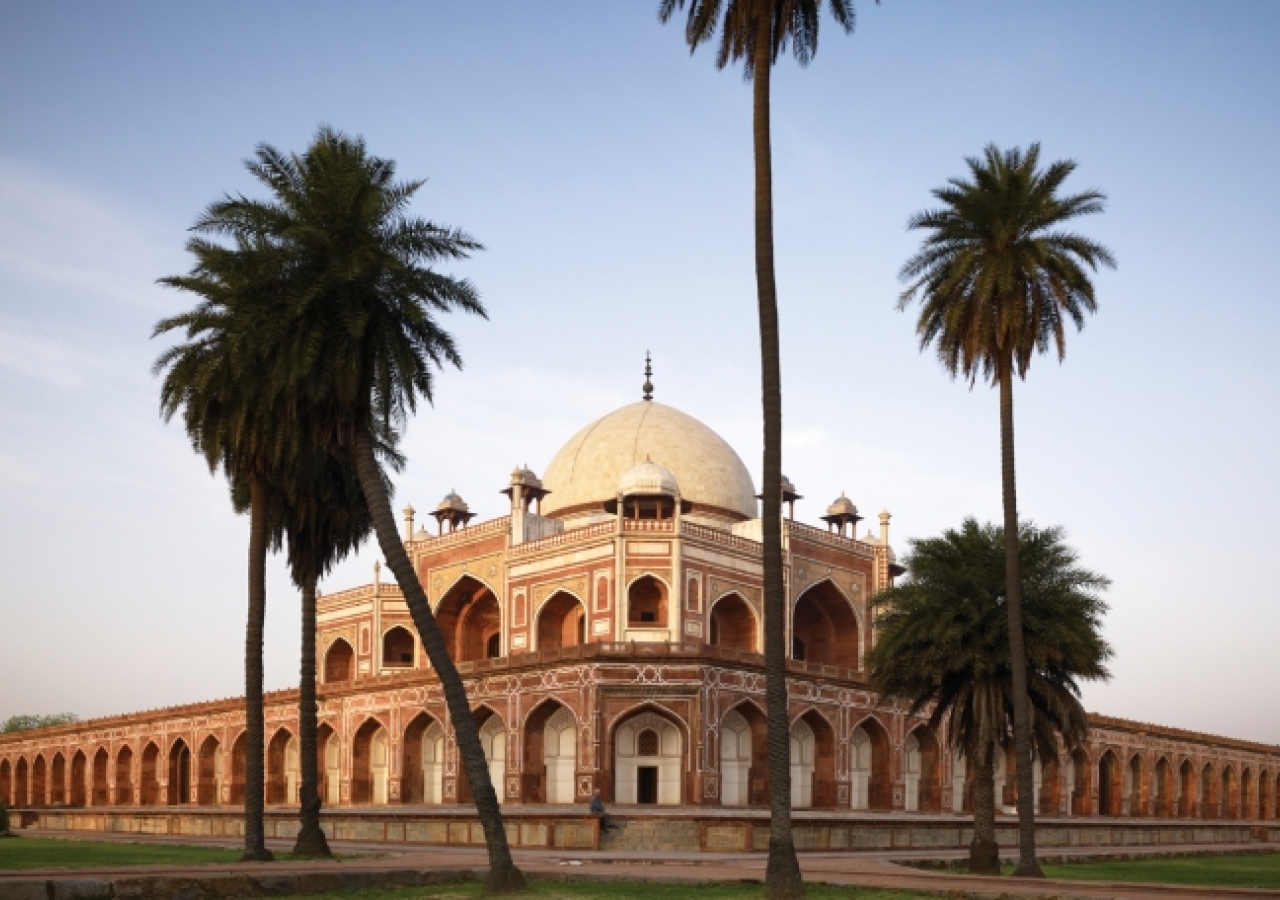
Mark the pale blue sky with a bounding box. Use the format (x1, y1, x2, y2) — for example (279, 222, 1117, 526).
(1, 2, 1277, 741)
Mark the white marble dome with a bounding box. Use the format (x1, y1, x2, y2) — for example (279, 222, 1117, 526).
(541, 401, 757, 521)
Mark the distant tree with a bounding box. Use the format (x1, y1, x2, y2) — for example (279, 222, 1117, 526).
(898, 144, 1115, 876)
(867, 519, 1112, 874)
(657, 3, 863, 895)
(1, 714, 78, 733)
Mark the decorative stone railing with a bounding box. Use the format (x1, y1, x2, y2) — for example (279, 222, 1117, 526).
(508, 521, 614, 558)
(785, 520, 876, 558)
(681, 521, 762, 554)
(622, 518, 674, 533)
(408, 515, 511, 552)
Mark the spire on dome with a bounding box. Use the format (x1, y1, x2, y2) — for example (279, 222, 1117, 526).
(642, 351, 653, 401)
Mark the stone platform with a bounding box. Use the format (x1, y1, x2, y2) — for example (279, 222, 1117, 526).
(9, 805, 1279, 855)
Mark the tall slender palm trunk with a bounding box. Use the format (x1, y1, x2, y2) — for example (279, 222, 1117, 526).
(968, 738, 999, 874)
(752, 19, 803, 900)
(242, 475, 274, 862)
(353, 429, 525, 895)
(998, 365, 1043, 878)
(293, 572, 331, 858)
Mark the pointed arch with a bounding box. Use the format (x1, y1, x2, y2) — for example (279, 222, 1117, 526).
(351, 716, 390, 805)
(50, 752, 66, 806)
(1152, 756, 1172, 818)
(381, 626, 417, 669)
(1125, 753, 1145, 817)
(402, 712, 440, 804)
(1097, 749, 1121, 816)
(1178, 758, 1197, 817)
(720, 700, 768, 807)
(113, 746, 133, 806)
(318, 722, 340, 806)
(789, 708, 836, 809)
(1221, 765, 1237, 819)
(31, 754, 47, 807)
(195, 735, 221, 806)
(535, 591, 587, 652)
(229, 732, 247, 805)
(850, 714, 892, 811)
(1200, 761, 1216, 819)
(266, 727, 295, 805)
(612, 704, 684, 805)
(626, 574, 669, 629)
(139, 743, 160, 805)
(708, 592, 759, 652)
(904, 724, 942, 813)
(0, 758, 10, 806)
(13, 757, 28, 807)
(436, 575, 502, 661)
(323, 637, 355, 684)
(70, 749, 88, 807)
(1259, 768, 1273, 822)
(791, 578, 860, 669)
(457, 705, 508, 805)
(90, 747, 109, 806)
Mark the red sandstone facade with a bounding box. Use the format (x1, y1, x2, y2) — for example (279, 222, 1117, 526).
(3, 401, 1278, 823)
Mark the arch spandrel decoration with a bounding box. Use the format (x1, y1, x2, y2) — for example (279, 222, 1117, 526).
(426, 555, 505, 610)
(789, 574, 865, 636)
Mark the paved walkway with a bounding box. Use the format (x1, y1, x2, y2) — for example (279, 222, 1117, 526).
(2, 830, 1278, 899)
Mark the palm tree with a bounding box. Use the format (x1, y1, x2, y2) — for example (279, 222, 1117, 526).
(867, 519, 1112, 874)
(281, 446, 389, 858)
(198, 128, 525, 893)
(154, 243, 289, 862)
(657, 4, 859, 895)
(897, 144, 1115, 876)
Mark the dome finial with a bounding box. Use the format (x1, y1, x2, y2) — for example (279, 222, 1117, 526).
(642, 351, 653, 401)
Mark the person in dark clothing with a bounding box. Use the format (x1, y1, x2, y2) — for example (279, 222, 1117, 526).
(589, 789, 615, 832)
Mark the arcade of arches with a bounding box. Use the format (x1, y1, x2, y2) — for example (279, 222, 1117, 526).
(4, 399, 1278, 819)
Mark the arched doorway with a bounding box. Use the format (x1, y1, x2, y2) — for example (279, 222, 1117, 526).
(324, 638, 354, 683)
(708, 593, 757, 652)
(114, 747, 133, 806)
(1098, 750, 1120, 816)
(1179, 759, 1196, 817)
(1221, 766, 1237, 819)
(382, 626, 416, 669)
(31, 755, 47, 807)
(720, 708, 752, 807)
(1068, 748, 1090, 815)
(70, 751, 88, 807)
(1260, 770, 1273, 822)
(521, 702, 576, 804)
(436, 577, 502, 661)
(402, 713, 438, 804)
(1040, 752, 1062, 815)
(627, 576, 668, 629)
(230, 733, 247, 805)
(1152, 757, 1171, 818)
(167, 741, 191, 805)
(614, 709, 682, 805)
(0, 760, 10, 805)
(318, 723, 340, 806)
(51, 753, 66, 806)
(791, 581, 859, 668)
(1125, 754, 1144, 817)
(91, 748, 109, 806)
(459, 707, 508, 804)
(721, 703, 767, 807)
(140, 744, 160, 805)
(951, 749, 969, 812)
(903, 726, 941, 812)
(536, 592, 586, 651)
(1200, 763, 1215, 819)
(351, 719, 390, 805)
(197, 737, 221, 806)
(14, 758, 28, 807)
(267, 729, 296, 805)
(1242, 768, 1254, 820)
(850, 717, 891, 811)
(789, 711, 835, 808)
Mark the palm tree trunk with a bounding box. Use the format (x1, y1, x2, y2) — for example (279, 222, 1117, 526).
(998, 365, 1042, 877)
(353, 428, 525, 895)
(241, 474, 274, 862)
(292, 571, 331, 858)
(969, 739, 999, 874)
(751, 17, 802, 900)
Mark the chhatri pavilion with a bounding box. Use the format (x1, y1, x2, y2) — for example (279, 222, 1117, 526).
(3, 378, 1278, 848)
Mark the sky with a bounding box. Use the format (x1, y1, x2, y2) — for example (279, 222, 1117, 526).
(1, 1, 1278, 743)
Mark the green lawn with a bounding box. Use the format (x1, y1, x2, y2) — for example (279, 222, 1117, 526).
(1032, 853, 1280, 890)
(300, 885, 933, 900)
(0, 836, 268, 869)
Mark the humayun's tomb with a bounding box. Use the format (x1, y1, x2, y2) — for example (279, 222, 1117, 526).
(3, 393, 1278, 852)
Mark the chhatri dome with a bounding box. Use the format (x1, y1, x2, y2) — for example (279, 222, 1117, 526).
(540, 357, 758, 523)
